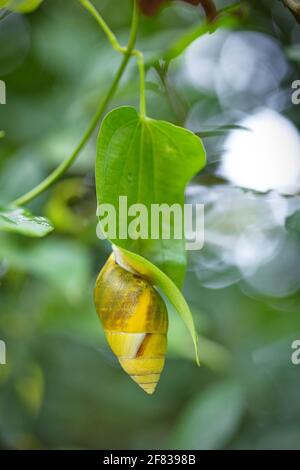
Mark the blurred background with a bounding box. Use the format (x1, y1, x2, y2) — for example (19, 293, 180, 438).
(0, 0, 300, 450)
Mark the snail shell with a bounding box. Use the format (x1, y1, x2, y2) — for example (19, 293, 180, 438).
(94, 255, 168, 394)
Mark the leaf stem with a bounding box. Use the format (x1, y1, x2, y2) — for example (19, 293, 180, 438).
(133, 50, 146, 117)
(13, 0, 139, 207)
(79, 0, 146, 116)
(79, 0, 126, 53)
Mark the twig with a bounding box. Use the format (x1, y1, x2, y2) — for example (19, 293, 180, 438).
(198, 1, 218, 22)
(281, 0, 300, 23)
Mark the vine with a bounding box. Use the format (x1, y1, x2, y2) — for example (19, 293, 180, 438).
(13, 0, 144, 206)
(10, 0, 243, 207)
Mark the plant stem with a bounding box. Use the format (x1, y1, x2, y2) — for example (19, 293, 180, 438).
(133, 50, 146, 117)
(13, 60, 127, 207)
(13, 0, 139, 207)
(80, 0, 146, 116)
(281, 0, 300, 22)
(79, 0, 126, 53)
(199, 0, 218, 22)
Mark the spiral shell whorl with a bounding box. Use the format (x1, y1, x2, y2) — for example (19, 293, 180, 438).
(94, 256, 168, 394)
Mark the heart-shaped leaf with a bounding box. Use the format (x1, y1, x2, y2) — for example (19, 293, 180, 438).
(96, 106, 205, 288)
(0, 205, 53, 237)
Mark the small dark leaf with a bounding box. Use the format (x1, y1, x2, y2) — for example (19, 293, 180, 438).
(196, 124, 250, 138)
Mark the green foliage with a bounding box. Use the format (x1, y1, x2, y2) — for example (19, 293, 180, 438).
(196, 124, 250, 138)
(0, 0, 300, 452)
(1, 0, 43, 13)
(0, 205, 53, 237)
(14, 362, 44, 416)
(172, 381, 245, 449)
(164, 3, 245, 62)
(0, 236, 91, 299)
(96, 106, 206, 287)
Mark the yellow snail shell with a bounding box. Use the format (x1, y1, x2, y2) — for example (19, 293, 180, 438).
(94, 255, 168, 394)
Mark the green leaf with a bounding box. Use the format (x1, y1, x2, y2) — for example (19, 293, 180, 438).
(96, 106, 205, 288)
(2, 0, 43, 12)
(164, 4, 245, 62)
(0, 205, 53, 237)
(0, 131, 5, 139)
(0, 236, 91, 300)
(167, 307, 231, 371)
(171, 381, 245, 449)
(196, 124, 250, 138)
(113, 246, 200, 365)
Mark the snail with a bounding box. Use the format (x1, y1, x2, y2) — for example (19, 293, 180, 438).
(94, 255, 168, 394)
